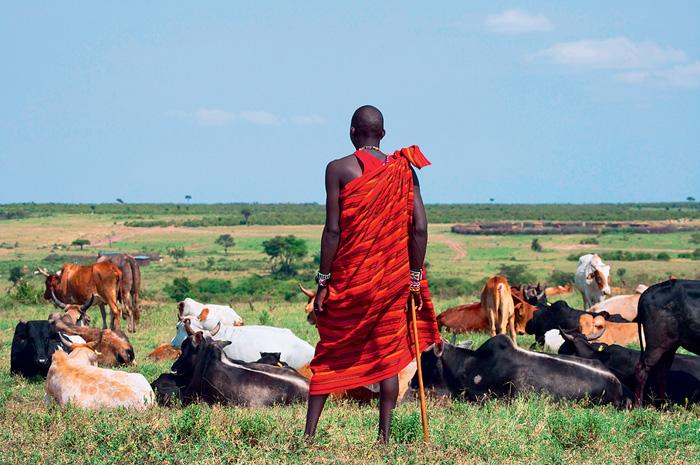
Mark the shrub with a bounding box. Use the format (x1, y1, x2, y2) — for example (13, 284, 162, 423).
(262, 235, 308, 277)
(580, 237, 599, 245)
(164, 277, 193, 301)
(259, 309, 272, 326)
(11, 280, 44, 304)
(656, 252, 671, 261)
(167, 247, 186, 264)
(429, 277, 480, 299)
(548, 269, 573, 286)
(498, 264, 536, 285)
(530, 238, 543, 253)
(215, 234, 235, 255)
(690, 233, 700, 245)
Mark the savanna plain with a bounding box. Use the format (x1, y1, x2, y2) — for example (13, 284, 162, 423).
(0, 204, 699, 465)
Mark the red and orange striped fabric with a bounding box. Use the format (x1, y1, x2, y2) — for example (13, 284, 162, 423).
(309, 145, 441, 395)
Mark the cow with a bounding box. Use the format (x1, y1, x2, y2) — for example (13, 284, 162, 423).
(543, 329, 565, 353)
(45, 335, 154, 410)
(148, 343, 181, 361)
(48, 313, 135, 367)
(191, 316, 314, 369)
(574, 254, 612, 309)
(412, 336, 627, 406)
(151, 372, 187, 406)
(37, 262, 129, 332)
(97, 253, 141, 327)
(177, 297, 244, 326)
(169, 333, 309, 406)
(590, 284, 648, 321)
(634, 279, 700, 406)
(11, 320, 64, 378)
(525, 301, 638, 347)
(437, 302, 488, 336)
(481, 276, 516, 342)
(559, 329, 700, 406)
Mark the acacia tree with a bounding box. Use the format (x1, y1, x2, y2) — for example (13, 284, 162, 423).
(241, 208, 252, 225)
(530, 238, 543, 253)
(168, 247, 186, 264)
(262, 235, 307, 276)
(215, 234, 235, 255)
(72, 239, 90, 250)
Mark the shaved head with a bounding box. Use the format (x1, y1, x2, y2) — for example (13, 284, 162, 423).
(350, 105, 385, 147)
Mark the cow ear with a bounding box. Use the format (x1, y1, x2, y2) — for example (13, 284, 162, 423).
(597, 310, 610, 320)
(16, 321, 28, 335)
(193, 331, 204, 345)
(216, 340, 232, 348)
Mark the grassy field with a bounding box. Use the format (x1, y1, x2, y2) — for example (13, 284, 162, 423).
(0, 212, 699, 464)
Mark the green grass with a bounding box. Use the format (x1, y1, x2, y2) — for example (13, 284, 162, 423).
(0, 212, 699, 464)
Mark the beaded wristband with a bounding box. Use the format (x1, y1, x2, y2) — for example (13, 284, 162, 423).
(315, 271, 331, 287)
(409, 269, 422, 293)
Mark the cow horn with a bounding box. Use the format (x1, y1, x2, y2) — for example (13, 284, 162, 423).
(50, 289, 67, 309)
(35, 267, 50, 277)
(184, 319, 195, 337)
(298, 283, 315, 298)
(58, 332, 74, 348)
(558, 327, 576, 342)
(80, 295, 94, 312)
(585, 328, 606, 341)
(210, 321, 221, 336)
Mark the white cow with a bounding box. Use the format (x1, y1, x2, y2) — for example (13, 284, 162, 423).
(574, 254, 612, 309)
(45, 335, 154, 410)
(543, 329, 565, 353)
(590, 284, 648, 321)
(178, 297, 244, 326)
(174, 316, 315, 369)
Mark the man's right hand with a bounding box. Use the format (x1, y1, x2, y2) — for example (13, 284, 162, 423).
(314, 286, 329, 314)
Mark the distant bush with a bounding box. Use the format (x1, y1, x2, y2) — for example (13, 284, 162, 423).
(194, 278, 234, 301)
(262, 235, 308, 277)
(429, 277, 481, 299)
(548, 269, 573, 286)
(167, 247, 186, 264)
(164, 277, 193, 302)
(567, 251, 669, 262)
(498, 264, 537, 285)
(656, 252, 671, 261)
(680, 249, 700, 260)
(579, 237, 599, 245)
(10, 280, 44, 305)
(690, 233, 700, 245)
(530, 238, 543, 253)
(124, 219, 175, 227)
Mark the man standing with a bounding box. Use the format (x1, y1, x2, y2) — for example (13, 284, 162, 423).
(304, 105, 441, 443)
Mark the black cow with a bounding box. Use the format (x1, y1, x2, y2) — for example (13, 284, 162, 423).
(151, 372, 187, 406)
(634, 279, 700, 406)
(559, 330, 700, 406)
(412, 335, 627, 406)
(10, 320, 63, 378)
(169, 333, 309, 406)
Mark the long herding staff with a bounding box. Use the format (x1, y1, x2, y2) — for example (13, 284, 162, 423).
(409, 297, 429, 444)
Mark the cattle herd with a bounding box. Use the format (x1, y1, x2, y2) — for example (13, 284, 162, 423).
(8, 252, 700, 413)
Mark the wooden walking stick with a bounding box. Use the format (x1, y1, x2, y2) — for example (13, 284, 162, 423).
(409, 296, 430, 444)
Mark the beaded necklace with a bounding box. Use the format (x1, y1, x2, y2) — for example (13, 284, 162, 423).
(358, 146, 389, 165)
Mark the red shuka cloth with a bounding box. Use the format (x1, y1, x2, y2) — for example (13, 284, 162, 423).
(309, 145, 441, 395)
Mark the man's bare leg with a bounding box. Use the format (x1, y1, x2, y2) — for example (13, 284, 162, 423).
(304, 394, 328, 440)
(378, 375, 399, 443)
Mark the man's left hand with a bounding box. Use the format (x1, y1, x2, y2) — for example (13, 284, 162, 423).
(406, 291, 423, 313)
(314, 286, 329, 314)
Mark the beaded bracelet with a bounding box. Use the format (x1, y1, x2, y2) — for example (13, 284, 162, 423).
(315, 271, 331, 287)
(409, 269, 422, 293)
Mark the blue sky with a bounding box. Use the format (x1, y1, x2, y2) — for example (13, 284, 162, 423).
(1, 2, 698, 204)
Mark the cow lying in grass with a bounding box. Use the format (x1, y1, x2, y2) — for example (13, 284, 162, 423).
(49, 314, 134, 367)
(412, 336, 629, 407)
(11, 320, 64, 378)
(558, 329, 700, 406)
(153, 333, 309, 407)
(45, 334, 153, 410)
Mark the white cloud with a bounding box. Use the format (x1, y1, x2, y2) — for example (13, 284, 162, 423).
(615, 61, 700, 88)
(290, 114, 326, 125)
(196, 108, 235, 126)
(485, 9, 552, 34)
(239, 111, 281, 125)
(533, 37, 686, 70)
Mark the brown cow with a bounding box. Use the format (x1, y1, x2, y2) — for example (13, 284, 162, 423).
(481, 276, 516, 342)
(578, 313, 639, 346)
(48, 313, 135, 366)
(97, 254, 141, 327)
(437, 302, 488, 334)
(38, 262, 129, 332)
(545, 283, 573, 297)
(147, 343, 181, 361)
(49, 291, 94, 326)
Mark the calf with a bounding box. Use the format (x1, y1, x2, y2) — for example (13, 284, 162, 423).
(481, 276, 516, 342)
(45, 335, 153, 410)
(414, 336, 626, 406)
(574, 254, 611, 309)
(11, 320, 63, 378)
(634, 279, 700, 406)
(148, 343, 181, 361)
(178, 297, 244, 326)
(437, 303, 488, 335)
(526, 301, 637, 346)
(559, 330, 700, 405)
(545, 283, 573, 297)
(171, 333, 309, 406)
(49, 314, 134, 366)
